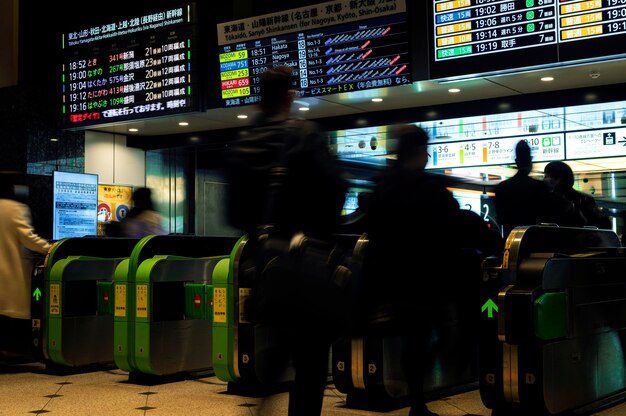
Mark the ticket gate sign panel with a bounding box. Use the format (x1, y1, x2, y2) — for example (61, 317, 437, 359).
(49, 284, 60, 315)
(213, 287, 227, 323)
(114, 284, 126, 317)
(136, 285, 148, 318)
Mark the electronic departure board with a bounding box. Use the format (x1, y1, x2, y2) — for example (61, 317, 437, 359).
(216, 0, 411, 108)
(61, 4, 198, 128)
(429, 0, 626, 79)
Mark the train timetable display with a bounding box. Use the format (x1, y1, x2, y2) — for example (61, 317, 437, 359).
(62, 4, 198, 128)
(429, 0, 626, 79)
(216, 0, 411, 108)
(558, 0, 626, 61)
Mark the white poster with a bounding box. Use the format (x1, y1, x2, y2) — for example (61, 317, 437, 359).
(53, 171, 98, 240)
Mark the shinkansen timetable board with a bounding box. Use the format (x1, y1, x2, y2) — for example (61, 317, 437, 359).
(216, 0, 410, 108)
(430, 0, 626, 79)
(61, 5, 197, 128)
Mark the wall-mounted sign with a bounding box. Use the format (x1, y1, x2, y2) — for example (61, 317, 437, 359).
(52, 171, 98, 240)
(216, 0, 411, 108)
(429, 0, 626, 79)
(61, 4, 198, 128)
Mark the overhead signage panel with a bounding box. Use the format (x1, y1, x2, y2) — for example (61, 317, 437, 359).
(61, 4, 198, 128)
(216, 0, 412, 108)
(429, 0, 626, 79)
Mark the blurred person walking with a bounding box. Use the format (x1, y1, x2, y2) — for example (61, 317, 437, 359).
(362, 124, 498, 416)
(118, 187, 166, 237)
(225, 65, 347, 416)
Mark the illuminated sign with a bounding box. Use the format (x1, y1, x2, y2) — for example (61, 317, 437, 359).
(216, 0, 411, 108)
(429, 0, 626, 79)
(61, 4, 198, 128)
(52, 171, 98, 240)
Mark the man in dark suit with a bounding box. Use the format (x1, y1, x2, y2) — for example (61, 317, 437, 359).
(494, 140, 554, 238)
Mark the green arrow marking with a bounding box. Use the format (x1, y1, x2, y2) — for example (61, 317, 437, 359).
(481, 299, 498, 318)
(32, 287, 42, 301)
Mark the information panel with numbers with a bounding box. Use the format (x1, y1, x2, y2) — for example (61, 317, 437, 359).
(429, 0, 626, 79)
(216, 0, 411, 108)
(61, 4, 198, 128)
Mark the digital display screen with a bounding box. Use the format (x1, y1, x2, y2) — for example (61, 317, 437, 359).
(61, 4, 198, 128)
(216, 0, 411, 108)
(429, 0, 626, 79)
(53, 171, 99, 240)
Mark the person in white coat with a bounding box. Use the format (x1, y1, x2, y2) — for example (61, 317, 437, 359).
(0, 172, 51, 354)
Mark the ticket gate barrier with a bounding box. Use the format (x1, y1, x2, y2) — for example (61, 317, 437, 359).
(213, 233, 364, 392)
(480, 225, 626, 415)
(113, 235, 238, 377)
(212, 235, 294, 391)
(42, 237, 139, 367)
(332, 246, 483, 410)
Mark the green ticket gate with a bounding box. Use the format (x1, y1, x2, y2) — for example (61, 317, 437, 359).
(113, 235, 238, 377)
(43, 237, 139, 367)
(213, 234, 363, 391)
(212, 236, 247, 385)
(480, 225, 625, 415)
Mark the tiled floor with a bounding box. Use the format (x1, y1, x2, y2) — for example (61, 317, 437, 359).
(1, 357, 626, 416)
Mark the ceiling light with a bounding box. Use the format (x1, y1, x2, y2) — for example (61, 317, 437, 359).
(237, 114, 248, 119)
(299, 107, 310, 111)
(371, 97, 383, 102)
(50, 138, 59, 142)
(128, 128, 139, 132)
(179, 122, 189, 126)
(448, 88, 461, 93)
(540, 76, 554, 82)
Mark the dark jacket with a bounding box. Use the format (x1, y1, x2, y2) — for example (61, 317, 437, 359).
(495, 170, 591, 236)
(363, 169, 462, 321)
(554, 187, 611, 230)
(226, 115, 347, 240)
(494, 171, 554, 237)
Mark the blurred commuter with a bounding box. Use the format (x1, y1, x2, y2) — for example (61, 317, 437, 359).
(363, 124, 495, 416)
(0, 172, 51, 354)
(118, 187, 166, 237)
(494, 140, 555, 237)
(544, 160, 611, 229)
(225, 65, 347, 416)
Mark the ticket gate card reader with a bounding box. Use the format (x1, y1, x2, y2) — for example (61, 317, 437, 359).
(113, 258, 134, 372)
(46, 256, 126, 367)
(132, 255, 229, 376)
(112, 235, 239, 377)
(480, 225, 626, 415)
(212, 236, 246, 384)
(42, 237, 139, 368)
